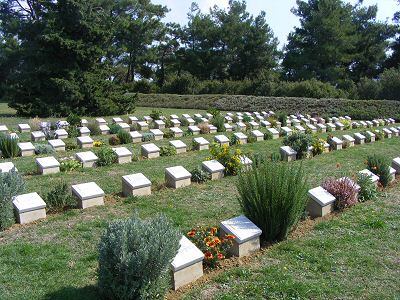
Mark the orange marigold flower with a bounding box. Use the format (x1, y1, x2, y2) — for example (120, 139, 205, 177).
(217, 252, 224, 260)
(206, 241, 216, 248)
(225, 234, 235, 240)
(210, 227, 218, 235)
(205, 252, 214, 260)
(214, 238, 221, 245)
(187, 230, 196, 237)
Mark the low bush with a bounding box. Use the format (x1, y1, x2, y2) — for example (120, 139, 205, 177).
(198, 123, 210, 134)
(283, 131, 313, 159)
(211, 115, 226, 132)
(236, 161, 308, 242)
(322, 177, 358, 210)
(96, 147, 117, 167)
(93, 140, 104, 147)
(65, 141, 78, 151)
(366, 154, 391, 187)
(34, 144, 54, 155)
(278, 112, 287, 127)
(312, 137, 325, 156)
(264, 131, 273, 140)
(108, 136, 121, 146)
(0, 170, 25, 231)
(87, 123, 102, 136)
(67, 126, 80, 139)
(163, 129, 174, 139)
(141, 133, 153, 142)
(342, 120, 352, 130)
(209, 144, 242, 176)
(270, 152, 281, 162)
(247, 133, 257, 144)
(179, 116, 189, 127)
(357, 173, 378, 202)
(191, 167, 210, 183)
(66, 113, 81, 127)
(117, 130, 132, 144)
(29, 117, 42, 131)
(159, 146, 176, 157)
(0, 134, 19, 158)
(109, 124, 122, 134)
(374, 130, 384, 141)
(60, 159, 82, 172)
(149, 109, 163, 121)
(98, 214, 181, 300)
(45, 182, 76, 213)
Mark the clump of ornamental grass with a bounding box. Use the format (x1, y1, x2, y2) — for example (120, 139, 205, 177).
(366, 154, 391, 187)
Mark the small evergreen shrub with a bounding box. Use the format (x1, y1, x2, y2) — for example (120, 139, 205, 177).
(0, 170, 25, 231)
(149, 109, 162, 121)
(60, 159, 82, 172)
(67, 126, 80, 139)
(109, 123, 122, 134)
(278, 112, 287, 127)
(229, 134, 240, 146)
(87, 123, 102, 136)
(45, 182, 76, 213)
(366, 154, 391, 187)
(357, 173, 378, 202)
(342, 120, 351, 130)
(65, 141, 78, 151)
(282, 131, 313, 159)
(117, 130, 133, 144)
(96, 147, 117, 166)
(374, 130, 384, 141)
(179, 116, 189, 127)
(236, 161, 308, 242)
(322, 177, 358, 210)
(34, 144, 55, 155)
(160, 146, 176, 157)
(247, 134, 257, 144)
(141, 133, 153, 142)
(0, 134, 19, 158)
(207, 107, 220, 118)
(163, 129, 174, 139)
(109, 136, 121, 146)
(66, 113, 81, 127)
(194, 116, 203, 125)
(312, 137, 325, 156)
(98, 214, 181, 300)
(209, 144, 242, 176)
(211, 114, 226, 132)
(191, 167, 210, 183)
(264, 131, 273, 140)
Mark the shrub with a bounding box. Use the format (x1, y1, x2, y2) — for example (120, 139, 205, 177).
(67, 126, 79, 139)
(312, 137, 325, 156)
(87, 123, 102, 136)
(322, 177, 358, 210)
(194, 116, 203, 125)
(30, 117, 42, 131)
(374, 130, 384, 141)
(211, 115, 226, 132)
(109, 136, 121, 146)
(65, 141, 78, 151)
(207, 107, 220, 118)
(247, 133, 257, 144)
(179, 116, 189, 127)
(208, 144, 242, 176)
(229, 134, 240, 146)
(264, 131, 273, 140)
(96, 147, 117, 167)
(60, 159, 82, 172)
(236, 161, 308, 242)
(366, 155, 391, 187)
(159, 146, 176, 157)
(191, 167, 210, 183)
(66, 113, 81, 127)
(163, 129, 174, 139)
(341, 120, 351, 130)
(242, 115, 251, 123)
(0, 134, 19, 158)
(198, 123, 210, 134)
(109, 123, 122, 134)
(45, 182, 76, 213)
(149, 109, 162, 121)
(357, 173, 378, 202)
(34, 144, 55, 155)
(282, 131, 313, 159)
(98, 214, 181, 300)
(117, 130, 132, 144)
(141, 133, 153, 142)
(187, 227, 234, 268)
(0, 170, 25, 231)
(93, 140, 104, 147)
(278, 112, 287, 127)
(361, 130, 372, 143)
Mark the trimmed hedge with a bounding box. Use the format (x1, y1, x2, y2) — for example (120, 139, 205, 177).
(136, 94, 400, 120)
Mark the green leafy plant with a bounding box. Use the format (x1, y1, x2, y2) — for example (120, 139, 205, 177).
(98, 214, 181, 300)
(270, 152, 281, 162)
(60, 159, 82, 172)
(45, 182, 76, 213)
(65, 141, 78, 151)
(208, 144, 242, 176)
(236, 161, 308, 242)
(312, 137, 325, 156)
(109, 124, 122, 134)
(141, 132, 153, 142)
(357, 173, 378, 202)
(96, 147, 117, 166)
(149, 109, 162, 120)
(87, 123, 102, 136)
(159, 146, 176, 157)
(179, 116, 189, 127)
(67, 126, 79, 139)
(117, 130, 132, 144)
(342, 120, 352, 130)
(366, 154, 391, 187)
(278, 112, 287, 127)
(34, 144, 55, 155)
(0, 134, 19, 158)
(264, 131, 273, 140)
(374, 130, 384, 141)
(163, 129, 174, 139)
(283, 131, 313, 159)
(242, 115, 251, 123)
(191, 167, 210, 183)
(211, 114, 226, 132)
(0, 170, 25, 231)
(66, 113, 81, 127)
(108, 136, 121, 146)
(207, 107, 220, 118)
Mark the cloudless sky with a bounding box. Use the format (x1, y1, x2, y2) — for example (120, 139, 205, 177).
(152, 0, 399, 47)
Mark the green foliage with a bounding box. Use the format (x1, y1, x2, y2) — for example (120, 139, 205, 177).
(45, 182, 76, 213)
(141, 133, 153, 142)
(264, 131, 273, 140)
(98, 214, 181, 300)
(159, 146, 176, 157)
(34, 144, 55, 155)
(367, 155, 391, 187)
(66, 113, 81, 127)
(270, 152, 281, 162)
(312, 137, 325, 156)
(163, 129, 174, 139)
(65, 141, 78, 151)
(211, 115, 226, 132)
(60, 159, 82, 172)
(109, 124, 122, 135)
(117, 130, 132, 145)
(209, 144, 242, 176)
(67, 126, 80, 139)
(96, 147, 117, 167)
(236, 161, 308, 242)
(179, 116, 189, 127)
(207, 107, 220, 118)
(109, 136, 121, 146)
(283, 131, 313, 159)
(0, 134, 19, 158)
(0, 170, 25, 231)
(242, 115, 251, 123)
(191, 167, 210, 183)
(278, 112, 287, 127)
(87, 123, 102, 136)
(357, 174, 378, 202)
(380, 67, 400, 101)
(149, 110, 163, 121)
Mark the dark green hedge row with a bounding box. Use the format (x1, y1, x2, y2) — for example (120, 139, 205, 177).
(136, 94, 400, 121)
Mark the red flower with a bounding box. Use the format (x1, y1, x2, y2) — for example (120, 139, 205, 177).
(217, 252, 224, 260)
(225, 234, 235, 240)
(205, 252, 214, 260)
(187, 230, 196, 238)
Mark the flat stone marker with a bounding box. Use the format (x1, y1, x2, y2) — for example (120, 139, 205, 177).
(345, 116, 352, 120)
(372, 120, 380, 127)
(342, 135, 355, 148)
(389, 167, 396, 183)
(390, 127, 399, 136)
(208, 125, 217, 133)
(36, 156, 60, 175)
(326, 123, 336, 131)
(359, 121, 367, 127)
(236, 122, 246, 131)
(359, 169, 379, 186)
(310, 118, 318, 124)
(234, 132, 248, 144)
(119, 123, 130, 132)
(294, 125, 306, 132)
(251, 130, 264, 141)
(137, 121, 149, 131)
(354, 133, 366, 144)
(170, 127, 183, 137)
(267, 128, 279, 139)
(225, 116, 233, 123)
(55, 129, 68, 139)
(306, 124, 317, 133)
(317, 124, 326, 133)
(214, 135, 229, 146)
(188, 126, 200, 135)
(169, 140, 187, 154)
(154, 120, 165, 129)
(281, 126, 292, 136)
(335, 122, 345, 130)
(18, 124, 31, 133)
(170, 114, 179, 119)
(171, 236, 204, 291)
(13, 192, 46, 224)
(307, 186, 336, 218)
(75, 151, 98, 168)
(48, 139, 65, 151)
(186, 118, 195, 126)
(0, 125, 8, 133)
(130, 131, 143, 143)
(165, 166, 191, 189)
(112, 147, 132, 164)
(220, 215, 262, 257)
(81, 119, 88, 126)
(77, 136, 93, 149)
(31, 131, 45, 142)
(96, 118, 107, 125)
(193, 137, 210, 150)
(366, 121, 374, 127)
(72, 182, 105, 209)
(249, 121, 259, 129)
(280, 146, 297, 162)
(392, 157, 400, 174)
(330, 137, 343, 150)
(182, 114, 191, 119)
(79, 127, 91, 137)
(291, 119, 300, 126)
(150, 129, 164, 141)
(99, 125, 110, 135)
(128, 116, 138, 124)
(202, 160, 225, 180)
(171, 119, 181, 127)
(382, 128, 392, 138)
(240, 156, 253, 170)
(18, 142, 35, 157)
(365, 131, 376, 142)
(224, 123, 233, 132)
(143, 116, 153, 123)
(0, 162, 17, 173)
(122, 173, 152, 197)
(141, 143, 160, 159)
(112, 117, 123, 124)
(261, 120, 271, 128)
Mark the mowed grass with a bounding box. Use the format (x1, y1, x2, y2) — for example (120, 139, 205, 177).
(0, 104, 399, 299)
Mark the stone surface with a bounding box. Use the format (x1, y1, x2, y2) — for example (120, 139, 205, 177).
(251, 130, 264, 141)
(150, 129, 164, 140)
(112, 147, 132, 164)
(77, 136, 93, 148)
(342, 135, 355, 147)
(0, 125, 9, 132)
(99, 125, 110, 135)
(234, 132, 248, 144)
(188, 126, 200, 135)
(128, 116, 139, 124)
(202, 160, 225, 180)
(383, 128, 392, 138)
(0, 162, 17, 173)
(18, 142, 35, 156)
(55, 129, 68, 139)
(130, 131, 143, 143)
(154, 120, 165, 129)
(267, 128, 279, 139)
(330, 137, 343, 150)
(170, 140, 187, 154)
(122, 173, 152, 197)
(359, 169, 379, 184)
(79, 127, 91, 136)
(354, 133, 366, 144)
(294, 125, 305, 132)
(18, 124, 31, 133)
(137, 121, 149, 130)
(165, 166, 191, 189)
(112, 117, 123, 124)
(48, 139, 65, 151)
(75, 151, 98, 168)
(307, 186, 336, 218)
(119, 123, 130, 132)
(281, 126, 292, 135)
(96, 118, 107, 125)
(194, 137, 210, 150)
(141, 143, 160, 159)
(36, 156, 60, 175)
(317, 124, 326, 132)
(171, 119, 181, 127)
(392, 157, 400, 174)
(13, 192, 46, 224)
(31, 131, 45, 141)
(280, 146, 297, 161)
(72, 182, 105, 209)
(214, 135, 229, 146)
(170, 127, 183, 137)
(171, 236, 204, 290)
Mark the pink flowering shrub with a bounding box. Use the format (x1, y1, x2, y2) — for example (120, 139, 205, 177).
(322, 177, 358, 210)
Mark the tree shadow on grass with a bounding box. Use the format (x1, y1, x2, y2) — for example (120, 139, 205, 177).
(44, 285, 99, 300)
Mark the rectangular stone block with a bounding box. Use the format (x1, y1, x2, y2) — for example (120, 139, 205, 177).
(130, 131, 143, 143)
(202, 160, 225, 180)
(193, 137, 209, 150)
(77, 136, 93, 149)
(307, 186, 336, 218)
(75, 151, 98, 168)
(18, 142, 35, 157)
(170, 140, 187, 154)
(36, 156, 60, 175)
(165, 166, 191, 189)
(280, 146, 297, 162)
(112, 147, 132, 164)
(141, 143, 160, 159)
(72, 182, 105, 209)
(48, 139, 65, 151)
(214, 135, 229, 146)
(31, 131, 45, 142)
(13, 192, 46, 224)
(122, 173, 152, 197)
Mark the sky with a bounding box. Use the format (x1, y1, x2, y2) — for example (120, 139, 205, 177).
(152, 0, 399, 47)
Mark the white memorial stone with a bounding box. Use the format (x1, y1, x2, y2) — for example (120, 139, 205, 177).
(31, 131, 45, 142)
(112, 147, 132, 164)
(122, 173, 152, 197)
(307, 186, 336, 217)
(48, 139, 65, 151)
(130, 131, 143, 143)
(193, 137, 209, 150)
(169, 140, 187, 154)
(18, 142, 35, 156)
(13, 192, 46, 224)
(202, 160, 225, 180)
(141, 143, 160, 159)
(18, 124, 31, 133)
(75, 151, 98, 168)
(214, 135, 229, 146)
(165, 166, 191, 189)
(55, 129, 68, 139)
(77, 136, 93, 149)
(280, 146, 297, 161)
(72, 182, 105, 209)
(0, 162, 17, 173)
(150, 129, 164, 140)
(36, 156, 60, 175)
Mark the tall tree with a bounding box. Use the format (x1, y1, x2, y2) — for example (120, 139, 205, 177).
(386, 1, 400, 68)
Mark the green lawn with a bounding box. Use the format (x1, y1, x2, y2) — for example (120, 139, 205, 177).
(0, 105, 399, 299)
